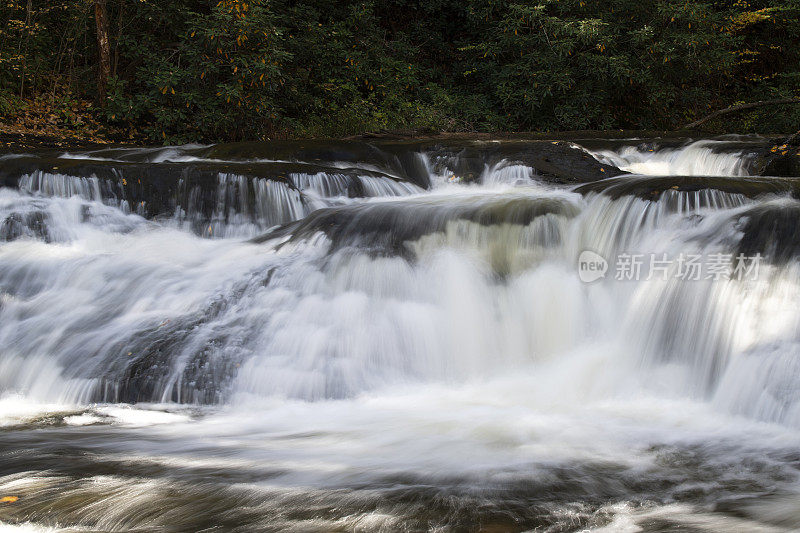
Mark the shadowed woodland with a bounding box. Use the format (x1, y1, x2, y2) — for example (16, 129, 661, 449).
(1, 0, 799, 143)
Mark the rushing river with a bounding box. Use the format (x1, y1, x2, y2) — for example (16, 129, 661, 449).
(0, 136, 799, 531)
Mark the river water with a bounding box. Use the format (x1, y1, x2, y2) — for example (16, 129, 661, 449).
(0, 137, 798, 531)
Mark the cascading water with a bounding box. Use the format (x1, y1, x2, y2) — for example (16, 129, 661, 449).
(0, 137, 799, 532)
(589, 139, 756, 176)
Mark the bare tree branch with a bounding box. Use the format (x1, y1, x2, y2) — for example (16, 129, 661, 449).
(683, 98, 800, 130)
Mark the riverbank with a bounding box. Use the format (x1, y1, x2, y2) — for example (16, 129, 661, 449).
(1, 126, 793, 152)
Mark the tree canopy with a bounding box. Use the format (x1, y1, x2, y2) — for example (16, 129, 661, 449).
(1, 0, 798, 142)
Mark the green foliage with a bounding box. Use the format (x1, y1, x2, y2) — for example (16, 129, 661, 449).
(0, 1, 93, 97)
(457, 0, 741, 130)
(0, 90, 22, 117)
(102, 0, 289, 142)
(1, 0, 799, 141)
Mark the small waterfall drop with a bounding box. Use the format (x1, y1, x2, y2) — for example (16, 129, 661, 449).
(591, 139, 754, 176)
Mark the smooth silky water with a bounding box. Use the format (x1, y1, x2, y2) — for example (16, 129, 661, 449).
(0, 139, 798, 532)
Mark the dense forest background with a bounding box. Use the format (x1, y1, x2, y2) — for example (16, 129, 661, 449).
(1, 0, 799, 143)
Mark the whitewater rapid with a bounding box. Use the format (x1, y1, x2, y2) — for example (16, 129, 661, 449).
(589, 139, 755, 176)
(0, 137, 798, 531)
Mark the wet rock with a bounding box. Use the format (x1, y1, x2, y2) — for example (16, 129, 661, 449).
(94, 277, 268, 404)
(501, 141, 624, 183)
(411, 140, 624, 184)
(0, 211, 49, 242)
(575, 175, 800, 200)
(747, 134, 800, 178)
(736, 202, 800, 263)
(254, 194, 580, 256)
(757, 147, 800, 177)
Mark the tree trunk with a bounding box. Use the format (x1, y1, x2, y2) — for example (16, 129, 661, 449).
(19, 0, 33, 98)
(94, 0, 111, 102)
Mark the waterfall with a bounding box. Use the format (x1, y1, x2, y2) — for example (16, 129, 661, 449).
(590, 139, 754, 176)
(2, 169, 795, 417)
(19, 171, 106, 201)
(480, 162, 536, 186)
(358, 175, 426, 196)
(1, 137, 799, 532)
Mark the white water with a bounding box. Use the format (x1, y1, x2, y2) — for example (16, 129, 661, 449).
(1, 140, 799, 531)
(17, 168, 423, 239)
(590, 139, 753, 176)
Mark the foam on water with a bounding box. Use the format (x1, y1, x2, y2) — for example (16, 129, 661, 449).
(481, 161, 536, 186)
(591, 139, 753, 176)
(0, 139, 799, 531)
